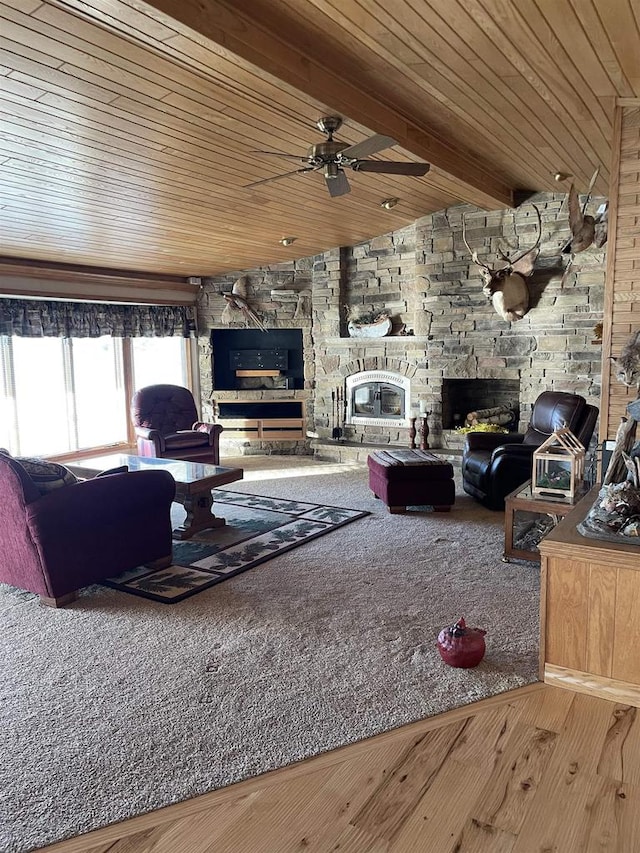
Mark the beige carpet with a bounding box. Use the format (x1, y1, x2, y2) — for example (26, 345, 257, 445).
(0, 456, 540, 853)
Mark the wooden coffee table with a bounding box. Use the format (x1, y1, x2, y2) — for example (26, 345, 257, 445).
(503, 478, 590, 562)
(66, 454, 244, 540)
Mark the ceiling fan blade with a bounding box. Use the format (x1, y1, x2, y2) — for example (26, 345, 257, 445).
(325, 170, 350, 197)
(340, 134, 397, 159)
(244, 167, 314, 189)
(351, 160, 430, 176)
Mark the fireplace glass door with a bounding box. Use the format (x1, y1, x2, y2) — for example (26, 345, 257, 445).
(353, 383, 404, 420)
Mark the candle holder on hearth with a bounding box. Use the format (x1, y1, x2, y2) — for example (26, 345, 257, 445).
(419, 413, 431, 450)
(408, 416, 417, 449)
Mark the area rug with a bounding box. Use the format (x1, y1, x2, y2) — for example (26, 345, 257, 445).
(0, 464, 540, 853)
(104, 492, 368, 603)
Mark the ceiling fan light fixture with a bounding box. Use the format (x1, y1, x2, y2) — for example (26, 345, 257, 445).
(279, 236, 296, 246)
(381, 197, 399, 210)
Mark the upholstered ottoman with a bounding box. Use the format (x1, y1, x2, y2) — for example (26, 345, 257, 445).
(367, 449, 455, 513)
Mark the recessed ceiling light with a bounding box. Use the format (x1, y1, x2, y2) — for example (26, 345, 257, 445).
(279, 236, 296, 246)
(380, 197, 399, 210)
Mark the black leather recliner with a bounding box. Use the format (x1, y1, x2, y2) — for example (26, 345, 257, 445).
(461, 391, 599, 510)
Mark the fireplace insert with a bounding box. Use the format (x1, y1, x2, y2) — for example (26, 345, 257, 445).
(346, 370, 410, 427)
(354, 383, 404, 419)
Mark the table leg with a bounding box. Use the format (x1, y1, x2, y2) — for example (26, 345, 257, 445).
(503, 500, 515, 562)
(173, 488, 226, 540)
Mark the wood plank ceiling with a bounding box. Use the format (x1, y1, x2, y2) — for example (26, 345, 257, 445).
(0, 0, 638, 277)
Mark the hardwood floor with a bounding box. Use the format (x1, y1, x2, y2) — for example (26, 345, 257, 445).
(39, 683, 640, 852)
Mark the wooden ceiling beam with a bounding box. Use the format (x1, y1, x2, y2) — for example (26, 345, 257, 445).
(137, 0, 514, 210)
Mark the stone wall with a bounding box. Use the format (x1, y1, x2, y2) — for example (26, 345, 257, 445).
(197, 191, 606, 455)
(414, 195, 605, 446)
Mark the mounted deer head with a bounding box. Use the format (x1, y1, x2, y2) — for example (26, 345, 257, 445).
(462, 204, 542, 322)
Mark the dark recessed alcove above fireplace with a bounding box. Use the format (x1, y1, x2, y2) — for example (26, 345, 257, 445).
(441, 379, 520, 430)
(211, 328, 304, 390)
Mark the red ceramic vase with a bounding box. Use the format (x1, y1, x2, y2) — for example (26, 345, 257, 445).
(437, 617, 486, 668)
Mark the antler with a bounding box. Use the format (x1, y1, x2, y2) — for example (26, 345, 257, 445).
(504, 204, 542, 267)
(461, 214, 491, 271)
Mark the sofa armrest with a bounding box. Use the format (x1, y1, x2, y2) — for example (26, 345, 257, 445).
(135, 426, 165, 452)
(193, 422, 223, 444)
(96, 465, 129, 477)
(491, 442, 538, 463)
(465, 432, 525, 452)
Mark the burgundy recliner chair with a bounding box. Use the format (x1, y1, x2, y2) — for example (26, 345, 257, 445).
(461, 391, 599, 510)
(0, 454, 176, 606)
(131, 384, 223, 465)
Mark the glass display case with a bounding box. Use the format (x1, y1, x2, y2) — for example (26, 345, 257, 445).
(532, 426, 585, 502)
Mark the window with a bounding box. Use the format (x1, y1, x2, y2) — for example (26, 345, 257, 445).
(131, 336, 188, 389)
(73, 338, 127, 451)
(0, 335, 190, 457)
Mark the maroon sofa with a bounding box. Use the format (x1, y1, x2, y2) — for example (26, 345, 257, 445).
(0, 454, 176, 606)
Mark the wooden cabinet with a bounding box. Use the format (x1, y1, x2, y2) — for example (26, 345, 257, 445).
(539, 486, 640, 707)
(216, 399, 305, 441)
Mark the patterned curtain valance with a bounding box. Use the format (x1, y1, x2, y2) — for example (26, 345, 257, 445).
(0, 299, 191, 338)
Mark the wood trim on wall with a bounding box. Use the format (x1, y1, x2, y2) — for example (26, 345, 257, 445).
(600, 99, 640, 441)
(0, 258, 198, 306)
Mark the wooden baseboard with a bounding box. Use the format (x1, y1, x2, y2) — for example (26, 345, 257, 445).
(544, 664, 640, 707)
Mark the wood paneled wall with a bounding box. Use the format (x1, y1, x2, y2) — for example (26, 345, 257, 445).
(600, 101, 640, 440)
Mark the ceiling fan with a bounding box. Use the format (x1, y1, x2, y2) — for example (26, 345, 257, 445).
(244, 116, 430, 198)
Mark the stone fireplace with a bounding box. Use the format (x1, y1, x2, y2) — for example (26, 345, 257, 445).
(196, 191, 605, 457)
(346, 370, 410, 428)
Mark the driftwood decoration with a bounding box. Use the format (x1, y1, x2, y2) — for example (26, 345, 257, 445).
(623, 452, 640, 488)
(461, 204, 541, 323)
(604, 409, 639, 486)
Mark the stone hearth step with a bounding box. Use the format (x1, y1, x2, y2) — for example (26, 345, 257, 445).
(311, 439, 461, 467)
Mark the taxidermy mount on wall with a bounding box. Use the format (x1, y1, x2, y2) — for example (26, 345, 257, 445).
(562, 168, 608, 254)
(221, 277, 268, 332)
(462, 204, 541, 323)
(612, 330, 640, 389)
